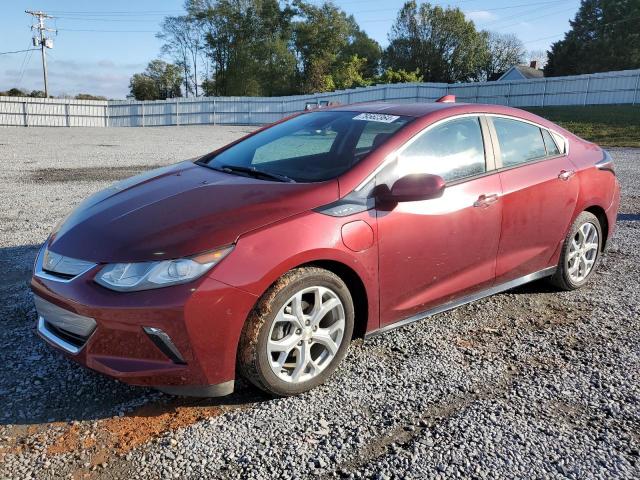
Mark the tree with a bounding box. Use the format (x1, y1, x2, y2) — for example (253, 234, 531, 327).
(158, 14, 203, 96)
(481, 32, 526, 81)
(0, 88, 27, 97)
(250, 0, 298, 96)
(293, 1, 353, 93)
(75, 93, 107, 100)
(545, 0, 640, 76)
(129, 74, 157, 101)
(189, 0, 297, 96)
(383, 1, 489, 83)
(293, 1, 381, 93)
(333, 55, 372, 90)
(129, 60, 183, 100)
(341, 24, 383, 79)
(378, 68, 423, 84)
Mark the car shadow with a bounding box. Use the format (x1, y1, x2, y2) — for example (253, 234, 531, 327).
(617, 213, 639, 222)
(0, 244, 268, 427)
(506, 278, 559, 295)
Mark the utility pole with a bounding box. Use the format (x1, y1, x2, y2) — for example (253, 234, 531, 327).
(26, 10, 56, 97)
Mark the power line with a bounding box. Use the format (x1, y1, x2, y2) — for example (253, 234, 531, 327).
(18, 49, 35, 88)
(15, 40, 36, 89)
(46, 0, 566, 18)
(360, 4, 572, 25)
(484, 7, 577, 31)
(522, 33, 565, 45)
(358, 2, 575, 25)
(0, 48, 39, 56)
(46, 10, 182, 17)
(56, 28, 157, 33)
(50, 16, 165, 23)
(520, 14, 640, 45)
(474, 2, 573, 27)
(359, 0, 565, 16)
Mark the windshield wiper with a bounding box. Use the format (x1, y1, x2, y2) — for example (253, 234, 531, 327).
(216, 164, 296, 183)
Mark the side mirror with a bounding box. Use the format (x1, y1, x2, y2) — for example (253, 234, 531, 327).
(382, 173, 446, 202)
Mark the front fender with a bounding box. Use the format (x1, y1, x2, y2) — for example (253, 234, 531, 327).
(211, 210, 380, 333)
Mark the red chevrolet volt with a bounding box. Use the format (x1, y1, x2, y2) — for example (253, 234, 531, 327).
(31, 101, 620, 397)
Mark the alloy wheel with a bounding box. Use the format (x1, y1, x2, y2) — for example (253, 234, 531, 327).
(267, 286, 345, 384)
(567, 221, 599, 283)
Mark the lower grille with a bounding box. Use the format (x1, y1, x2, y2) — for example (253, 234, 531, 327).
(44, 320, 87, 348)
(34, 296, 97, 354)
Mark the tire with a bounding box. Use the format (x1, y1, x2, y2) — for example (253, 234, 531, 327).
(549, 211, 603, 291)
(237, 267, 355, 396)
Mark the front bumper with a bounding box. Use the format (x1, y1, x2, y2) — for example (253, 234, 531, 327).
(31, 247, 258, 396)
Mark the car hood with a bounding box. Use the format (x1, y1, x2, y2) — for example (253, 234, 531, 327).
(47, 161, 339, 263)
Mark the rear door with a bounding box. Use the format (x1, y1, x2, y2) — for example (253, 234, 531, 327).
(376, 115, 503, 327)
(488, 116, 579, 283)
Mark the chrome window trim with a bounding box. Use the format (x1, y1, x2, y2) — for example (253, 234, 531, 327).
(354, 113, 488, 192)
(34, 244, 97, 283)
(354, 111, 570, 192)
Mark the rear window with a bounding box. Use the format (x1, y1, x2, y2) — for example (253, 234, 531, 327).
(493, 117, 546, 167)
(202, 111, 412, 182)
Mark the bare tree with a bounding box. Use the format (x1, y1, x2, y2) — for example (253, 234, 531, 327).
(157, 15, 203, 97)
(481, 31, 526, 81)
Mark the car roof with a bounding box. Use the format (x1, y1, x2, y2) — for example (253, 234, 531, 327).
(329, 101, 527, 119)
(327, 101, 571, 138)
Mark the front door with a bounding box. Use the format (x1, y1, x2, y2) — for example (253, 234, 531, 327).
(376, 115, 503, 327)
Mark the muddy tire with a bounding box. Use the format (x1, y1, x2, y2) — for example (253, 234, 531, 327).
(237, 267, 354, 396)
(549, 211, 603, 291)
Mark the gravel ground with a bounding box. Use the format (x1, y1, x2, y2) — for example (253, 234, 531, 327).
(0, 127, 638, 480)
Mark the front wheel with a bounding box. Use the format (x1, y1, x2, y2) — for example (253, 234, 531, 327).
(238, 267, 354, 396)
(550, 211, 603, 290)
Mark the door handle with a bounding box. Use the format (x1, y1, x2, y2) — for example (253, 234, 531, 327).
(558, 169, 575, 181)
(473, 193, 499, 208)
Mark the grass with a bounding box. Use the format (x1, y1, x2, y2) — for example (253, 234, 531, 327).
(524, 105, 640, 148)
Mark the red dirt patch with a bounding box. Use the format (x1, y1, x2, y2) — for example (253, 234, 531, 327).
(101, 401, 224, 453)
(42, 398, 225, 459)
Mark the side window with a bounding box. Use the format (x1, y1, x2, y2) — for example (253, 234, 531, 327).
(397, 117, 486, 182)
(541, 129, 560, 156)
(493, 117, 546, 167)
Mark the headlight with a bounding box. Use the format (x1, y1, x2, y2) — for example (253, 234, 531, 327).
(95, 246, 233, 292)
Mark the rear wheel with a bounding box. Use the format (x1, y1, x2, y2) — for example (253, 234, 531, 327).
(238, 267, 354, 396)
(550, 211, 602, 290)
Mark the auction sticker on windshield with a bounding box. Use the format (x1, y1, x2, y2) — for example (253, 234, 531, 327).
(353, 113, 400, 123)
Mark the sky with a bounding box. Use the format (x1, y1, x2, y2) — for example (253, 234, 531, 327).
(0, 0, 582, 99)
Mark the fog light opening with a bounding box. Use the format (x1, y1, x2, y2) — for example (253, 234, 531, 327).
(143, 327, 186, 365)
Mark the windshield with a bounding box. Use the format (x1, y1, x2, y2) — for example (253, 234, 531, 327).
(201, 111, 412, 182)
